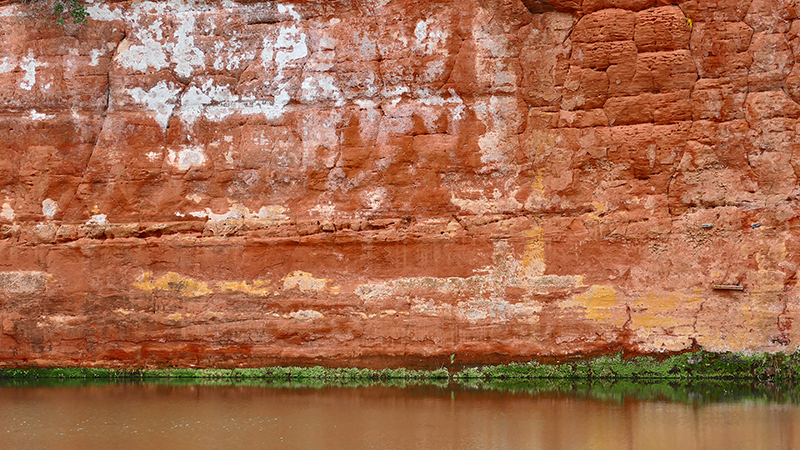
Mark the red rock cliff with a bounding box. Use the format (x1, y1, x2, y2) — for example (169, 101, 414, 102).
(1, 0, 799, 368)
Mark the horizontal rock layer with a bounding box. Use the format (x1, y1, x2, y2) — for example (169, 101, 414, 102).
(1, 0, 800, 368)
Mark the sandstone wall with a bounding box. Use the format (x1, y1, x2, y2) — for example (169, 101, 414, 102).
(1, 0, 799, 368)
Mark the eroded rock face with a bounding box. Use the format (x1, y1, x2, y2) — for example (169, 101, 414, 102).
(1, 0, 800, 368)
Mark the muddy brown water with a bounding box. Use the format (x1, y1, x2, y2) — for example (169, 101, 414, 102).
(1, 381, 799, 450)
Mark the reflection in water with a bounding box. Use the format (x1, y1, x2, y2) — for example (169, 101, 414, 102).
(1, 380, 799, 450)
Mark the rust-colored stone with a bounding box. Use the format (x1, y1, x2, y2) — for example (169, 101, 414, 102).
(1, 0, 800, 369)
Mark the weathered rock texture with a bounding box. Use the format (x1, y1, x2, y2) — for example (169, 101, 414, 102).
(1, 0, 800, 368)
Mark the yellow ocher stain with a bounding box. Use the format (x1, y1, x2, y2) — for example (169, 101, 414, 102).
(520, 227, 546, 277)
(282, 271, 338, 293)
(167, 312, 188, 321)
(560, 285, 625, 325)
(587, 202, 607, 221)
(524, 129, 556, 159)
(218, 280, 272, 296)
(530, 168, 545, 195)
(134, 272, 212, 297)
(630, 292, 701, 329)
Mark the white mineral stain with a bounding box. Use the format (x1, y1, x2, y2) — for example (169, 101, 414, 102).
(85, 2, 315, 130)
(0, 57, 14, 73)
(310, 204, 336, 221)
(456, 297, 542, 323)
(382, 86, 409, 98)
(107, 1, 205, 77)
(238, 89, 292, 121)
(188, 203, 289, 224)
(0, 203, 14, 221)
(355, 99, 378, 109)
(289, 310, 323, 321)
(417, 87, 466, 131)
(277, 3, 301, 21)
(283, 271, 328, 292)
(116, 23, 169, 73)
(28, 110, 53, 121)
(478, 131, 504, 164)
(176, 78, 292, 124)
(89, 0, 229, 23)
(0, 5, 19, 17)
(127, 81, 181, 129)
(180, 80, 237, 126)
(361, 187, 387, 210)
(90, 49, 103, 66)
(275, 25, 308, 73)
(202, 204, 249, 221)
(474, 96, 518, 168)
(166, 147, 206, 171)
(415, 20, 428, 43)
(42, 199, 58, 219)
(478, 33, 510, 58)
(212, 39, 254, 71)
(257, 206, 289, 221)
(301, 74, 344, 106)
(0, 271, 48, 294)
(171, 14, 205, 77)
(86, 214, 108, 225)
(260, 36, 274, 66)
(86, 3, 124, 21)
(422, 60, 445, 82)
(355, 232, 578, 308)
(19, 53, 41, 91)
(318, 33, 337, 51)
(450, 188, 522, 216)
(414, 19, 447, 54)
(298, 112, 341, 169)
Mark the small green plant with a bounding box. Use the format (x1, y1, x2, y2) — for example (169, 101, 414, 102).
(53, 0, 88, 25)
(23, 0, 88, 25)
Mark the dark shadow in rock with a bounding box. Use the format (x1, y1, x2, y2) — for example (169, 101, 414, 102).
(522, 0, 581, 14)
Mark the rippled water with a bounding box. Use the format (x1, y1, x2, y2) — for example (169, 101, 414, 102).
(1, 379, 799, 450)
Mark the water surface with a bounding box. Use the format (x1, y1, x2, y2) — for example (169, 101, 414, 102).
(1, 379, 799, 450)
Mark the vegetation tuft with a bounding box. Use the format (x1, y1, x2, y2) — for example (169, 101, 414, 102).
(21, 0, 88, 25)
(0, 365, 451, 383)
(2, 351, 800, 384)
(452, 351, 800, 382)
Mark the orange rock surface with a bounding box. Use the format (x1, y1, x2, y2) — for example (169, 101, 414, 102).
(1, 0, 799, 368)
